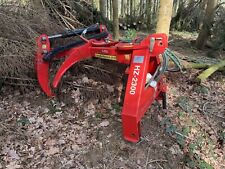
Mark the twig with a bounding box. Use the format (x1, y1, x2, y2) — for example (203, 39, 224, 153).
(0, 55, 20, 58)
(83, 64, 122, 78)
(53, 7, 75, 29)
(203, 102, 225, 120)
(156, 162, 164, 169)
(40, 0, 45, 8)
(145, 147, 151, 169)
(65, 82, 96, 91)
(45, 0, 83, 28)
(175, 131, 193, 141)
(105, 150, 119, 169)
(4, 82, 37, 87)
(202, 102, 218, 136)
(148, 159, 168, 163)
(202, 102, 209, 114)
(0, 123, 8, 129)
(211, 113, 225, 120)
(0, 36, 29, 45)
(1, 76, 37, 81)
(215, 2, 225, 10)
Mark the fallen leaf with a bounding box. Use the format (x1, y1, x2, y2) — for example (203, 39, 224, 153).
(8, 149, 20, 160)
(46, 147, 59, 156)
(6, 161, 21, 169)
(99, 120, 109, 127)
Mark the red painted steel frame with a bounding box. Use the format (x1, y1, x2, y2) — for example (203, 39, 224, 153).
(121, 34, 168, 142)
(35, 34, 54, 97)
(35, 28, 168, 143)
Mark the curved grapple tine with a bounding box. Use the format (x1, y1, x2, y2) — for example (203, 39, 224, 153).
(35, 35, 54, 97)
(52, 42, 92, 89)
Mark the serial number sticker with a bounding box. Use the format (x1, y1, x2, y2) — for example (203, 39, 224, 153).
(95, 54, 117, 61)
(133, 56, 144, 63)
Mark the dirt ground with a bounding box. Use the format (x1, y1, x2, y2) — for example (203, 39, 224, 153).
(0, 32, 224, 169)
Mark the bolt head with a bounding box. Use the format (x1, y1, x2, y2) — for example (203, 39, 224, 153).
(42, 50, 48, 54)
(41, 37, 47, 41)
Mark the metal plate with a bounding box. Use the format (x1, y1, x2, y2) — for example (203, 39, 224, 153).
(133, 56, 144, 63)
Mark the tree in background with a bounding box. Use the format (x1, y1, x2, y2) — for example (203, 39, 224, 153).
(100, 0, 107, 18)
(121, 0, 126, 18)
(127, 0, 130, 16)
(139, 0, 144, 16)
(195, 0, 218, 49)
(156, 0, 174, 35)
(92, 0, 100, 11)
(198, 0, 208, 30)
(110, 0, 113, 20)
(146, 0, 152, 30)
(113, 0, 120, 40)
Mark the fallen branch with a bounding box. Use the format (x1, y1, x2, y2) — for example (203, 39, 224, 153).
(196, 59, 225, 82)
(177, 59, 224, 71)
(186, 62, 225, 71)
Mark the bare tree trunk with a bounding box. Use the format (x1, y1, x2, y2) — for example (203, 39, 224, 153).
(139, 0, 144, 16)
(127, 0, 130, 16)
(133, 0, 137, 16)
(153, 0, 157, 18)
(172, 0, 180, 18)
(195, 0, 217, 49)
(118, 0, 121, 17)
(156, 0, 174, 35)
(106, 0, 109, 19)
(93, 0, 100, 11)
(110, 0, 113, 20)
(100, 0, 107, 18)
(130, 0, 133, 16)
(121, 0, 125, 17)
(198, 0, 208, 30)
(113, 0, 120, 40)
(146, 0, 152, 30)
(121, 0, 127, 17)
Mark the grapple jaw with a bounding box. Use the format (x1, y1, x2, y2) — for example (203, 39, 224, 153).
(52, 43, 92, 88)
(35, 24, 109, 96)
(35, 34, 54, 97)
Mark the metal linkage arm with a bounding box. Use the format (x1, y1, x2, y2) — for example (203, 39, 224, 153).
(122, 34, 168, 142)
(43, 31, 109, 61)
(35, 26, 110, 97)
(48, 24, 101, 40)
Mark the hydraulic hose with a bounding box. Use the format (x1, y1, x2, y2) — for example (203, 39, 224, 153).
(48, 24, 100, 40)
(43, 31, 109, 62)
(153, 48, 182, 82)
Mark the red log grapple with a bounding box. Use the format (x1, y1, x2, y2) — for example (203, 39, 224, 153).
(35, 24, 168, 143)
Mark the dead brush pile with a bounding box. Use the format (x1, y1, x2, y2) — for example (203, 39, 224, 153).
(0, 5, 62, 86)
(0, 0, 93, 89)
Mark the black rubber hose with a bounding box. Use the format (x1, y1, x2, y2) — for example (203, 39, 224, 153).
(162, 92, 167, 109)
(49, 24, 100, 40)
(43, 31, 109, 62)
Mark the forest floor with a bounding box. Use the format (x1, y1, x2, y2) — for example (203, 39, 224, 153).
(0, 32, 225, 169)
